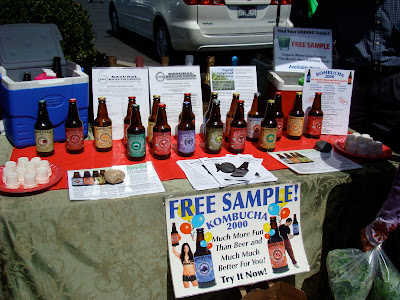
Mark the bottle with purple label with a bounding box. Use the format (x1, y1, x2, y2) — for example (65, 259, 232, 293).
(178, 101, 195, 157)
(194, 228, 216, 288)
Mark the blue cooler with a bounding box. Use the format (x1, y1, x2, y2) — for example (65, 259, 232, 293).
(0, 23, 89, 148)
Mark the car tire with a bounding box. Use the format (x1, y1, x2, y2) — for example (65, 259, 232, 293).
(109, 4, 120, 36)
(155, 22, 172, 59)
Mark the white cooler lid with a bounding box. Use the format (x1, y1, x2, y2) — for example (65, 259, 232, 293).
(0, 23, 65, 70)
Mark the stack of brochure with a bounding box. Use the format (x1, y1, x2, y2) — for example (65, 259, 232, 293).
(177, 154, 277, 191)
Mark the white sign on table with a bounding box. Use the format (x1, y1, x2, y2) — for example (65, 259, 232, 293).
(148, 66, 203, 134)
(273, 27, 332, 73)
(165, 184, 309, 298)
(209, 66, 258, 124)
(92, 67, 150, 140)
(302, 68, 354, 135)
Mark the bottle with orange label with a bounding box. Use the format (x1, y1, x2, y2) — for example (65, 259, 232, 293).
(228, 100, 247, 154)
(268, 216, 289, 273)
(65, 98, 84, 154)
(171, 223, 180, 246)
(286, 92, 304, 140)
(94, 97, 112, 152)
(305, 92, 323, 139)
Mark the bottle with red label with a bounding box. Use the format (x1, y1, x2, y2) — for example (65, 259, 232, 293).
(258, 99, 277, 152)
(305, 92, 323, 139)
(246, 92, 263, 142)
(228, 100, 247, 154)
(225, 92, 239, 142)
(268, 216, 289, 273)
(148, 95, 161, 147)
(152, 103, 171, 160)
(65, 98, 84, 154)
(274, 92, 284, 140)
(178, 101, 196, 157)
(123, 96, 136, 147)
(171, 223, 180, 246)
(287, 92, 304, 140)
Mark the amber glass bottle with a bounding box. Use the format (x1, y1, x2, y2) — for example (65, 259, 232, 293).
(203, 92, 218, 135)
(35, 100, 54, 157)
(178, 101, 196, 157)
(246, 92, 263, 142)
(305, 92, 323, 139)
(258, 99, 277, 152)
(123, 96, 136, 147)
(274, 92, 284, 140)
(65, 98, 84, 154)
(194, 228, 216, 288)
(179, 93, 195, 123)
(225, 92, 240, 141)
(152, 103, 171, 160)
(148, 95, 161, 146)
(205, 99, 223, 154)
(268, 216, 289, 273)
(126, 104, 146, 161)
(94, 97, 112, 152)
(287, 92, 304, 140)
(228, 100, 247, 154)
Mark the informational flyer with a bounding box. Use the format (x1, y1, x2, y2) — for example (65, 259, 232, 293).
(269, 149, 362, 175)
(209, 66, 258, 124)
(67, 162, 165, 201)
(273, 27, 332, 72)
(302, 68, 354, 135)
(165, 184, 309, 298)
(92, 68, 150, 140)
(148, 66, 203, 134)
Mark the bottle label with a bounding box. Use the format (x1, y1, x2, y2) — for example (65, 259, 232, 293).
(148, 121, 156, 143)
(276, 117, 284, 138)
(94, 126, 112, 148)
(287, 116, 304, 137)
(229, 127, 246, 150)
(293, 223, 299, 235)
(259, 127, 277, 150)
(178, 130, 195, 154)
(194, 254, 215, 283)
(153, 132, 171, 155)
(268, 241, 288, 269)
(65, 127, 84, 151)
(35, 129, 54, 153)
(246, 117, 262, 139)
(83, 176, 94, 185)
(306, 116, 323, 136)
(205, 127, 223, 151)
(127, 133, 146, 157)
(71, 177, 84, 186)
(171, 233, 180, 246)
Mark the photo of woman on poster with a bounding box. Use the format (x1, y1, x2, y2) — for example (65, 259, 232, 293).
(172, 243, 198, 288)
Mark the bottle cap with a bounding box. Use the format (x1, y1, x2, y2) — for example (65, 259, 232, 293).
(211, 92, 218, 96)
(184, 93, 191, 97)
(315, 92, 322, 95)
(233, 92, 240, 97)
(275, 92, 282, 96)
(69, 98, 77, 103)
(296, 92, 303, 96)
(132, 104, 140, 109)
(237, 100, 244, 104)
(158, 103, 166, 108)
(128, 96, 136, 100)
(254, 92, 261, 97)
(267, 99, 275, 103)
(153, 95, 160, 99)
(185, 55, 194, 65)
(98, 97, 106, 101)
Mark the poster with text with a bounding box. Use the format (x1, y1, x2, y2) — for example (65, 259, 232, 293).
(165, 183, 309, 298)
(302, 68, 354, 135)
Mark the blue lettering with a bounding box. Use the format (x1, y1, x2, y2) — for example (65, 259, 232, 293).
(206, 195, 216, 213)
(233, 192, 245, 210)
(223, 193, 232, 211)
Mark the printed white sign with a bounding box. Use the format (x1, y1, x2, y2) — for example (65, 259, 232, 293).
(273, 27, 332, 72)
(165, 184, 309, 298)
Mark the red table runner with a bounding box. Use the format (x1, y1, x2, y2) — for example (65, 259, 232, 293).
(10, 134, 345, 190)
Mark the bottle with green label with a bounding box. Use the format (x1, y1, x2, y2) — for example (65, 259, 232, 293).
(35, 100, 54, 157)
(127, 104, 146, 161)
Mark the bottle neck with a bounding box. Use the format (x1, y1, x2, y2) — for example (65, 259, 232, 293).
(250, 95, 259, 112)
(68, 102, 80, 120)
(210, 102, 221, 120)
(275, 95, 283, 112)
(229, 96, 239, 113)
(97, 101, 110, 118)
(38, 103, 50, 121)
(311, 94, 322, 110)
(292, 95, 303, 111)
(265, 102, 276, 119)
(130, 107, 143, 127)
(151, 99, 160, 117)
(156, 107, 168, 125)
(233, 103, 244, 121)
(180, 104, 194, 124)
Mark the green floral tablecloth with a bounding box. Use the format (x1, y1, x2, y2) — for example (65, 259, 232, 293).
(0, 134, 397, 299)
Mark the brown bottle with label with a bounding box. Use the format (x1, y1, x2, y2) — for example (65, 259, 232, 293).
(228, 100, 247, 154)
(246, 92, 263, 142)
(171, 223, 180, 246)
(178, 101, 196, 157)
(152, 103, 171, 160)
(178, 93, 195, 123)
(258, 99, 277, 152)
(123, 96, 136, 147)
(71, 172, 84, 186)
(83, 171, 94, 185)
(268, 216, 289, 273)
(204, 92, 218, 131)
(225, 92, 240, 141)
(65, 98, 84, 154)
(287, 92, 304, 140)
(148, 95, 161, 147)
(126, 104, 146, 161)
(274, 92, 285, 140)
(305, 92, 323, 139)
(94, 97, 113, 152)
(205, 99, 223, 154)
(35, 100, 54, 157)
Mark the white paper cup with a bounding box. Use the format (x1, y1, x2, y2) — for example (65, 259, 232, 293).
(2, 166, 13, 183)
(16, 167, 27, 183)
(367, 142, 377, 157)
(357, 144, 368, 156)
(374, 141, 383, 155)
(346, 140, 358, 154)
(38, 160, 51, 176)
(30, 157, 41, 167)
(26, 161, 37, 174)
(17, 157, 29, 168)
(24, 173, 37, 188)
(5, 161, 17, 172)
(36, 167, 49, 184)
(6, 172, 20, 189)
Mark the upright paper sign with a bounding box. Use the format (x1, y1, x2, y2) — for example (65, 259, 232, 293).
(165, 184, 310, 298)
(273, 27, 332, 72)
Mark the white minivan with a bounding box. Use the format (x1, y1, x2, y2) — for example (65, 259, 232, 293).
(109, 0, 293, 59)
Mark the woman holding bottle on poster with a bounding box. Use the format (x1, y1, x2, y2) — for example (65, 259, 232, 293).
(172, 243, 198, 288)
